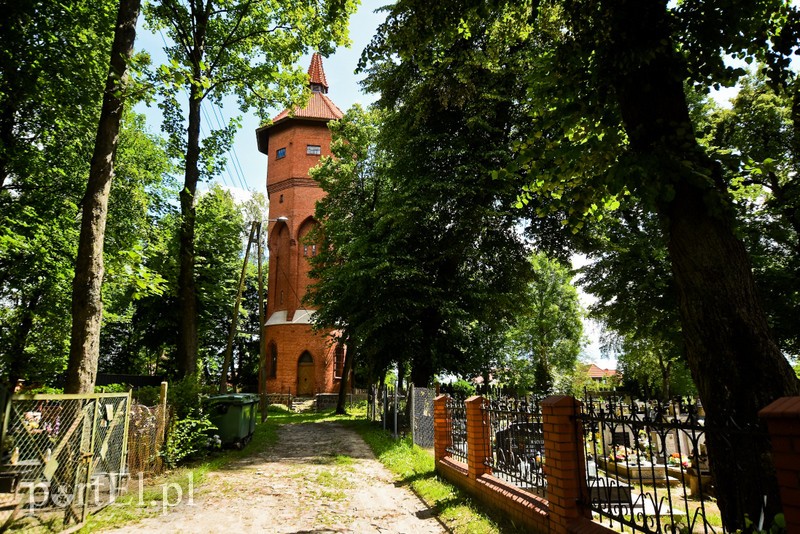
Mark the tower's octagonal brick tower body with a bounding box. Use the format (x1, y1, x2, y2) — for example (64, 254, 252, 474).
(255, 54, 346, 396)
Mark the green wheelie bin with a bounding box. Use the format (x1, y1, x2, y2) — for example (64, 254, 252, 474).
(204, 394, 258, 448)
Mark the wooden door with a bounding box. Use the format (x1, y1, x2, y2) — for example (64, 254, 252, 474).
(297, 352, 315, 396)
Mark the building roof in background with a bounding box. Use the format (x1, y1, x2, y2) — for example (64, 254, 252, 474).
(586, 364, 617, 378)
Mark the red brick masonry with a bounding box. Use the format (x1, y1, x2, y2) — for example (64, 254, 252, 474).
(759, 396, 800, 533)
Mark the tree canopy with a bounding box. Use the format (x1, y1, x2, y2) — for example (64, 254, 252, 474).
(359, 0, 800, 527)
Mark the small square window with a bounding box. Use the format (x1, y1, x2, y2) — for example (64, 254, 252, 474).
(306, 145, 321, 155)
(276, 147, 286, 159)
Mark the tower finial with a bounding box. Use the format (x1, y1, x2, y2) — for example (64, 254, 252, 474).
(308, 52, 329, 94)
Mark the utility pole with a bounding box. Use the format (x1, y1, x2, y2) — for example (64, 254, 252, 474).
(219, 221, 258, 393)
(257, 221, 268, 421)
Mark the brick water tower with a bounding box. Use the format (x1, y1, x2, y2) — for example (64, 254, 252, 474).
(255, 54, 346, 397)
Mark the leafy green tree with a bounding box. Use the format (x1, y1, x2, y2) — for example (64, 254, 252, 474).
(362, 41, 534, 387)
(307, 105, 387, 411)
(144, 0, 357, 377)
(1, 1, 116, 387)
(363, 0, 800, 526)
(499, 252, 584, 396)
(98, 113, 177, 376)
(195, 185, 246, 380)
(309, 86, 531, 388)
(701, 73, 800, 356)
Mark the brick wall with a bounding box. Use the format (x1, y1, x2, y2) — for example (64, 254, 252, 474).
(264, 322, 339, 395)
(262, 116, 342, 396)
(759, 396, 800, 532)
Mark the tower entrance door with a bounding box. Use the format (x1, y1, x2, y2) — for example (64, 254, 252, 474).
(297, 352, 315, 396)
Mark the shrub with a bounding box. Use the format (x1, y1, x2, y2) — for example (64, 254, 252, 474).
(133, 385, 161, 406)
(450, 379, 476, 398)
(162, 410, 218, 467)
(94, 383, 130, 393)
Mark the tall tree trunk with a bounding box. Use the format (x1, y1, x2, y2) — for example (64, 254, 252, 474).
(176, 84, 202, 378)
(175, 0, 210, 377)
(65, 0, 141, 394)
(335, 336, 355, 415)
(600, 1, 800, 528)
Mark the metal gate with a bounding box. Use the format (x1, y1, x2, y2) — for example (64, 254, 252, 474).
(411, 387, 435, 448)
(0, 392, 131, 529)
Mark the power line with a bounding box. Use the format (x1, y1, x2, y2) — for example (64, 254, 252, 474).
(156, 30, 246, 191)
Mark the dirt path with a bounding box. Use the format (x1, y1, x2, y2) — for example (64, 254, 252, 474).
(104, 422, 445, 533)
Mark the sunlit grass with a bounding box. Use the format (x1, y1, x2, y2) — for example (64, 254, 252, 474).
(342, 418, 526, 534)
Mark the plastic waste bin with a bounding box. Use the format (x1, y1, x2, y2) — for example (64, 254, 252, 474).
(204, 394, 259, 448)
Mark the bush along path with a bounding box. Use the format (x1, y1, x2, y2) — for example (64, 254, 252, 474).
(95, 412, 446, 533)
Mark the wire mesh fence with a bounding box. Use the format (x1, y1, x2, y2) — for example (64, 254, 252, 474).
(0, 392, 131, 531)
(366, 385, 409, 437)
(127, 403, 169, 478)
(411, 387, 435, 449)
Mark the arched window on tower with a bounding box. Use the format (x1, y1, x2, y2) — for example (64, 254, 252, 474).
(269, 342, 278, 378)
(334, 344, 344, 379)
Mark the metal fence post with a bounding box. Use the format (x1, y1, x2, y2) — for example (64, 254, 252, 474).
(393, 381, 398, 439)
(410, 384, 415, 446)
(120, 391, 132, 481)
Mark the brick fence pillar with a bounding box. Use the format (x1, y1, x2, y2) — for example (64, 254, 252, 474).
(759, 397, 800, 532)
(465, 395, 491, 479)
(434, 395, 450, 462)
(542, 395, 591, 534)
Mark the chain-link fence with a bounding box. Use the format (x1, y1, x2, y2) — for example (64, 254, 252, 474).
(127, 403, 169, 478)
(0, 392, 131, 531)
(367, 385, 408, 437)
(410, 387, 435, 449)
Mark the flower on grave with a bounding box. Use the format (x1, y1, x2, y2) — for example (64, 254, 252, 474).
(668, 452, 691, 468)
(637, 430, 653, 453)
(608, 445, 653, 465)
(609, 445, 631, 462)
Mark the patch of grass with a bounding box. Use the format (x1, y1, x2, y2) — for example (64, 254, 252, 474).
(311, 454, 354, 467)
(343, 419, 525, 534)
(319, 489, 347, 501)
(314, 469, 354, 489)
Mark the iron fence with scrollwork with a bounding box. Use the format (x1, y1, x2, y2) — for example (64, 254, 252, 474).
(444, 396, 468, 463)
(577, 395, 769, 533)
(484, 396, 546, 496)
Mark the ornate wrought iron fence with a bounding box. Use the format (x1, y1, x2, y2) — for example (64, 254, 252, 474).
(444, 396, 468, 463)
(0, 392, 131, 530)
(577, 395, 752, 533)
(484, 397, 546, 495)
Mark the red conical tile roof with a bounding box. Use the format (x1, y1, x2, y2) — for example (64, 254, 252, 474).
(255, 54, 341, 154)
(308, 52, 329, 91)
(271, 92, 343, 123)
